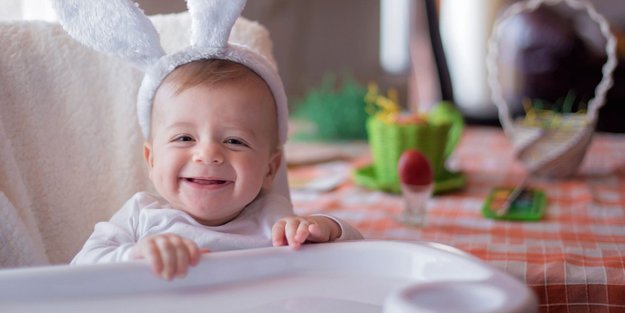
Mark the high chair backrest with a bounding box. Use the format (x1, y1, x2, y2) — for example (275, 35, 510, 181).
(0, 12, 290, 268)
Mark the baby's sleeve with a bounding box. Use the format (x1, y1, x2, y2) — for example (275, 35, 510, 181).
(70, 194, 142, 265)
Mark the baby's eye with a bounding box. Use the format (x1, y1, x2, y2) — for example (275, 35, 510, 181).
(173, 135, 194, 142)
(224, 138, 248, 147)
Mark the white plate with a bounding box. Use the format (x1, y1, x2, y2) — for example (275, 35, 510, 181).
(0, 240, 536, 313)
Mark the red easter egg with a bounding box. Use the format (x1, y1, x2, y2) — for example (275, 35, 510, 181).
(398, 149, 433, 186)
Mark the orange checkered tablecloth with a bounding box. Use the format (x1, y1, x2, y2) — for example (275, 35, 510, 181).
(288, 126, 625, 313)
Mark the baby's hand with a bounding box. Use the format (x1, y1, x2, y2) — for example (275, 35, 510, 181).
(130, 233, 201, 281)
(272, 216, 341, 249)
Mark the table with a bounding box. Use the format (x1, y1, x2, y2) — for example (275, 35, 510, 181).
(287, 126, 625, 313)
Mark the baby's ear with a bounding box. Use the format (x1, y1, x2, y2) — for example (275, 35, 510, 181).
(263, 150, 282, 189)
(51, 0, 165, 70)
(143, 142, 154, 172)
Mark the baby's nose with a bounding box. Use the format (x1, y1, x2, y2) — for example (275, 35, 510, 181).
(192, 142, 224, 164)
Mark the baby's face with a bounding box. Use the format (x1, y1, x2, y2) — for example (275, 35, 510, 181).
(144, 73, 280, 226)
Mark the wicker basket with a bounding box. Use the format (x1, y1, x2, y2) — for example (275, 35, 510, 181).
(486, 0, 617, 178)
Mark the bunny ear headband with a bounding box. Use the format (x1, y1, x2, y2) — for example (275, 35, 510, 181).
(51, 0, 288, 144)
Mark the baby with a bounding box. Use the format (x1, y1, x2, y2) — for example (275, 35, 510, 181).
(71, 59, 362, 280)
(56, 0, 362, 281)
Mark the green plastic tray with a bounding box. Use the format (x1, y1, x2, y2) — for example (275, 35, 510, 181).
(482, 187, 547, 221)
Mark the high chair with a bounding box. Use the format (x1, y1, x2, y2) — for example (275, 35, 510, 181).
(0, 12, 289, 268)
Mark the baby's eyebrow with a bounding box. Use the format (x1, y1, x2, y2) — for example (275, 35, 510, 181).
(222, 126, 258, 139)
(164, 121, 195, 131)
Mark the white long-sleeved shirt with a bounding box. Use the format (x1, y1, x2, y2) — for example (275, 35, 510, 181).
(71, 191, 362, 264)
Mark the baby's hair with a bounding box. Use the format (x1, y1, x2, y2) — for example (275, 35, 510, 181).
(165, 59, 266, 97)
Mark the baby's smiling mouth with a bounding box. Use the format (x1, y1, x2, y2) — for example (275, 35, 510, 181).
(183, 178, 229, 185)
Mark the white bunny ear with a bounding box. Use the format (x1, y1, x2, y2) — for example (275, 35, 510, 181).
(187, 0, 247, 49)
(51, 0, 165, 70)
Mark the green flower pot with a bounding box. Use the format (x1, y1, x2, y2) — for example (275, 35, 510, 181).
(355, 102, 465, 193)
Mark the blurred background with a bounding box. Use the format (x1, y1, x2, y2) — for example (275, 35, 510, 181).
(3, 0, 625, 134)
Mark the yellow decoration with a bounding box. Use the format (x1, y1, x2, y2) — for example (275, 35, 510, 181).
(521, 97, 588, 130)
(365, 83, 401, 124)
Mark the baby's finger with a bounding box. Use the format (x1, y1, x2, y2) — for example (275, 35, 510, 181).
(155, 236, 177, 280)
(184, 239, 201, 266)
(284, 219, 300, 247)
(271, 220, 287, 246)
(294, 220, 311, 244)
(168, 236, 190, 278)
(143, 239, 164, 276)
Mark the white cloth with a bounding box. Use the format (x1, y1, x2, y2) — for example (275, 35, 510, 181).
(0, 192, 48, 267)
(71, 192, 362, 264)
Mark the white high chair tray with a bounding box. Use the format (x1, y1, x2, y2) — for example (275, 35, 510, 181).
(0, 240, 536, 313)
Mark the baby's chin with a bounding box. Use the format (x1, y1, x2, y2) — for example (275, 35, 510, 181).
(182, 205, 244, 227)
(194, 214, 241, 227)
(175, 194, 246, 224)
